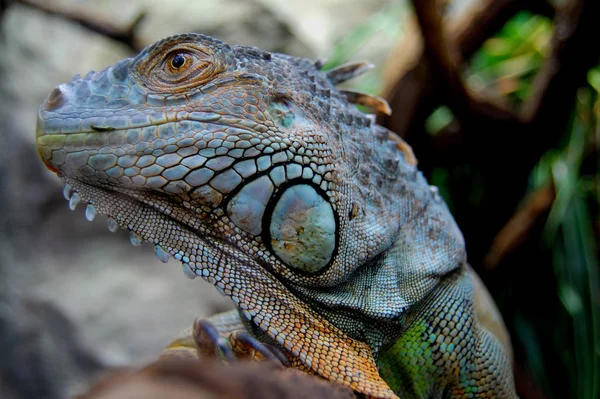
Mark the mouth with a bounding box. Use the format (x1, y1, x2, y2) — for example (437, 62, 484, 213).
(35, 110, 264, 192)
(36, 124, 61, 174)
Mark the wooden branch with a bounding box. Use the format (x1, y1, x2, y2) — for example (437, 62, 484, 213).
(453, 0, 554, 60)
(412, 0, 520, 127)
(80, 357, 355, 399)
(521, 0, 600, 160)
(483, 184, 555, 269)
(390, 0, 600, 172)
(382, 0, 554, 140)
(15, 0, 146, 52)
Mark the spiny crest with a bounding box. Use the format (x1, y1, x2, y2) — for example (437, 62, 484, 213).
(319, 61, 392, 116)
(339, 89, 392, 116)
(324, 61, 374, 85)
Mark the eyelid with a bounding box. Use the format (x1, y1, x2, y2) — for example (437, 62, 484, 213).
(162, 45, 209, 64)
(136, 42, 223, 93)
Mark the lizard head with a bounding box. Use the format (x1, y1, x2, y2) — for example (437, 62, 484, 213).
(36, 33, 464, 398)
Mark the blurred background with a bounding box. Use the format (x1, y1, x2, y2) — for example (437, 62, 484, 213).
(0, 0, 598, 398)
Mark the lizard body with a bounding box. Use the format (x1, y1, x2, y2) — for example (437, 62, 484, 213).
(36, 33, 517, 398)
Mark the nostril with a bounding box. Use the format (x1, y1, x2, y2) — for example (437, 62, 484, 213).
(43, 87, 64, 111)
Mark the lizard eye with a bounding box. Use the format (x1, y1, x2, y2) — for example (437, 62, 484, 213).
(165, 52, 194, 75)
(169, 53, 187, 70)
(135, 41, 224, 93)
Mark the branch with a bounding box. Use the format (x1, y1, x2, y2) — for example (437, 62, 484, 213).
(521, 0, 600, 159)
(390, 0, 600, 171)
(452, 0, 554, 60)
(412, 0, 520, 127)
(79, 357, 355, 399)
(15, 0, 146, 52)
(483, 184, 555, 269)
(383, 0, 554, 136)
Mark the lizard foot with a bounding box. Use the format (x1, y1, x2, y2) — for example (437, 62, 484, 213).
(193, 318, 235, 361)
(162, 310, 288, 367)
(196, 320, 288, 365)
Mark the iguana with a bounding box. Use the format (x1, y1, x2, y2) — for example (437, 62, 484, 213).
(36, 33, 518, 398)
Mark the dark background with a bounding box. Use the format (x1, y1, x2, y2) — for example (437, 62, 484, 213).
(0, 0, 598, 398)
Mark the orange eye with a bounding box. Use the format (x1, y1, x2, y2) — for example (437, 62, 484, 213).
(166, 52, 191, 73)
(136, 41, 224, 93)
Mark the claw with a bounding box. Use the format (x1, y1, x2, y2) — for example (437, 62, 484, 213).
(263, 343, 291, 367)
(194, 319, 235, 361)
(164, 311, 287, 368)
(230, 330, 287, 367)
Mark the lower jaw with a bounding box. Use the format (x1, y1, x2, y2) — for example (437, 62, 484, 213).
(60, 176, 220, 280)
